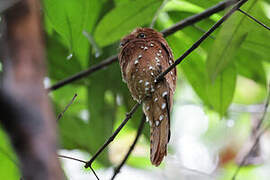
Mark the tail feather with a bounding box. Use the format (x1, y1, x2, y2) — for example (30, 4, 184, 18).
(143, 83, 171, 166)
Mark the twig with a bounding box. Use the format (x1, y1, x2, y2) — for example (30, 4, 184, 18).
(111, 115, 146, 180)
(150, 0, 168, 28)
(58, 154, 87, 164)
(232, 83, 270, 180)
(161, 0, 240, 36)
(84, 102, 141, 169)
(58, 154, 100, 180)
(48, 55, 118, 91)
(255, 83, 270, 130)
(156, 0, 248, 82)
(48, 0, 240, 92)
(238, 9, 270, 31)
(56, 93, 77, 121)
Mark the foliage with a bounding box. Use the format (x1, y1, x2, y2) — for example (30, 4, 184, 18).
(0, 0, 269, 178)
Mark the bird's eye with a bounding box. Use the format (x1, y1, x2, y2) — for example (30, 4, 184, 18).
(137, 33, 146, 38)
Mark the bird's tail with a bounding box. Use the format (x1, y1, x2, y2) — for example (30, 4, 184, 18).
(143, 84, 171, 166)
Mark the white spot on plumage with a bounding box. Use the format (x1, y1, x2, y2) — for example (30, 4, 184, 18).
(158, 50, 162, 53)
(143, 68, 145, 72)
(162, 91, 168, 97)
(136, 69, 138, 72)
(151, 88, 155, 92)
(146, 106, 150, 111)
(145, 87, 149, 91)
(139, 80, 143, 83)
(159, 115, 164, 121)
(156, 53, 161, 57)
(162, 103, 166, 109)
(170, 71, 173, 75)
(157, 85, 161, 88)
(144, 46, 148, 50)
(151, 72, 154, 76)
(155, 57, 160, 63)
(141, 46, 144, 49)
(155, 120, 160, 126)
(146, 116, 149, 122)
(169, 60, 173, 64)
(149, 121, 152, 127)
(149, 66, 154, 70)
(145, 81, 150, 86)
(134, 59, 138, 65)
(138, 54, 142, 59)
(154, 97, 158, 102)
(150, 43, 154, 47)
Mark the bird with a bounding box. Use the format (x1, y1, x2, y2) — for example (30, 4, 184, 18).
(118, 27, 177, 166)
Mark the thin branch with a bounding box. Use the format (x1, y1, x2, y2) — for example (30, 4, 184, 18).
(57, 93, 78, 121)
(58, 154, 100, 180)
(48, 0, 240, 92)
(58, 154, 87, 164)
(232, 83, 270, 180)
(232, 128, 267, 180)
(255, 83, 270, 130)
(156, 0, 248, 82)
(150, 0, 169, 28)
(238, 9, 270, 31)
(111, 115, 146, 180)
(48, 55, 118, 91)
(84, 102, 141, 169)
(161, 0, 240, 36)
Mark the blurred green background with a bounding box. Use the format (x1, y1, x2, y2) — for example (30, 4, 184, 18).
(0, 0, 270, 179)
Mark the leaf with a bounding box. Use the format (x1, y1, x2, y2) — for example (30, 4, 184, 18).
(235, 49, 266, 86)
(206, 0, 258, 80)
(43, 0, 103, 66)
(0, 129, 20, 180)
(46, 34, 82, 81)
(207, 65, 237, 116)
(94, 0, 162, 46)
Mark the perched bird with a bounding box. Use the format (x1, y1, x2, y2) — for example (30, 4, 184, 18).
(118, 27, 177, 166)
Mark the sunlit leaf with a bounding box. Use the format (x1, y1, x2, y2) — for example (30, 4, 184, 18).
(94, 0, 162, 46)
(207, 65, 237, 116)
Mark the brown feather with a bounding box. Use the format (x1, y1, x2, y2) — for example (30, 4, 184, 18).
(118, 27, 177, 166)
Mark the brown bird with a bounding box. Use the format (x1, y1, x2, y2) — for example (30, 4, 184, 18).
(118, 27, 177, 166)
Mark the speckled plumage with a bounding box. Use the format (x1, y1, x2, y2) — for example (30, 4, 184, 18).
(118, 27, 177, 166)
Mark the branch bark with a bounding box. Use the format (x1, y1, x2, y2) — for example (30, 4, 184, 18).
(111, 115, 145, 180)
(0, 1, 64, 179)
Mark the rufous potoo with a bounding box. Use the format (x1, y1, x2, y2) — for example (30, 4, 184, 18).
(118, 27, 177, 166)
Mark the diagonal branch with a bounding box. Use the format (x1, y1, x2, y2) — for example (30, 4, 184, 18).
(48, 0, 240, 92)
(84, 102, 141, 169)
(56, 93, 77, 121)
(238, 9, 270, 31)
(232, 83, 270, 180)
(111, 115, 146, 180)
(156, 0, 248, 82)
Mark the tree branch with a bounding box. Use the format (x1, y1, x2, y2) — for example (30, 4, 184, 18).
(57, 93, 77, 121)
(48, 0, 240, 92)
(111, 115, 146, 180)
(156, 0, 248, 82)
(238, 9, 270, 31)
(232, 83, 270, 180)
(84, 102, 141, 169)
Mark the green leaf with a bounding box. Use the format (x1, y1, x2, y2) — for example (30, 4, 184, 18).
(43, 0, 103, 66)
(235, 49, 266, 86)
(206, 0, 258, 80)
(46, 34, 82, 81)
(0, 128, 20, 180)
(94, 0, 162, 46)
(207, 65, 237, 116)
